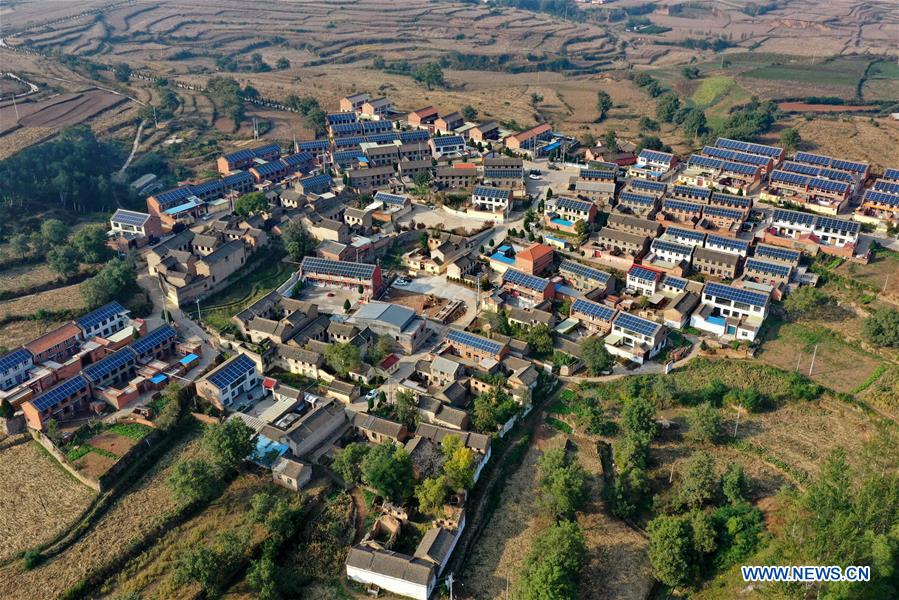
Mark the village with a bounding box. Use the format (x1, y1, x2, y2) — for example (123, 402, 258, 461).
(2, 89, 898, 600)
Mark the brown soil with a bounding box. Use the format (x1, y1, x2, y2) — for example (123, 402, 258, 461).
(777, 102, 878, 113)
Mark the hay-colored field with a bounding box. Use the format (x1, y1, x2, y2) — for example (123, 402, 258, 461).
(0, 263, 66, 294)
(0, 283, 85, 318)
(0, 319, 68, 350)
(0, 439, 95, 563)
(97, 474, 274, 600)
(0, 431, 201, 600)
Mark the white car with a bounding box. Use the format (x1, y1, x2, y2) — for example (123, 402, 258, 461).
(395, 279, 410, 287)
(528, 173, 542, 180)
(365, 389, 379, 401)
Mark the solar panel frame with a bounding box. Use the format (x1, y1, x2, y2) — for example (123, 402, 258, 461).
(664, 226, 706, 243)
(782, 161, 821, 176)
(580, 169, 616, 181)
(704, 282, 768, 308)
(710, 192, 751, 209)
(629, 265, 662, 282)
(503, 269, 550, 292)
(661, 275, 688, 290)
(374, 191, 409, 205)
(473, 185, 511, 200)
(613, 312, 660, 337)
(130, 325, 177, 357)
(794, 151, 831, 166)
(638, 149, 674, 164)
(554, 196, 594, 213)
(745, 258, 791, 278)
(688, 155, 722, 170)
(663, 198, 704, 213)
(31, 375, 89, 411)
(703, 205, 744, 220)
(208, 354, 257, 389)
(808, 178, 849, 194)
(77, 302, 127, 331)
(111, 209, 149, 227)
(433, 135, 465, 148)
(705, 234, 749, 253)
(0, 347, 32, 374)
(399, 130, 430, 142)
(671, 185, 712, 201)
(628, 179, 666, 194)
(883, 168, 899, 182)
(814, 215, 859, 235)
(83, 347, 137, 382)
(754, 244, 801, 264)
(571, 298, 616, 321)
(651, 238, 693, 256)
(619, 191, 655, 205)
(722, 160, 759, 176)
(772, 208, 815, 226)
(301, 257, 376, 279)
(446, 329, 503, 355)
(299, 173, 332, 190)
(872, 180, 899, 194)
(559, 260, 611, 285)
(864, 189, 899, 207)
(771, 170, 809, 187)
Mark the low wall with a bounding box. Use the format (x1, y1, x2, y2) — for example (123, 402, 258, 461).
(32, 431, 102, 492)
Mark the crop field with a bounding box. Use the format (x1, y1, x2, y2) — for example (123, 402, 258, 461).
(0, 431, 201, 600)
(97, 474, 275, 600)
(0, 283, 85, 318)
(0, 439, 96, 564)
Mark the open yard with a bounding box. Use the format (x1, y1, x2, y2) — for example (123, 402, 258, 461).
(0, 438, 96, 563)
(0, 430, 202, 600)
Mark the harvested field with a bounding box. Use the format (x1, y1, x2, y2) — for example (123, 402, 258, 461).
(0, 439, 95, 563)
(0, 282, 85, 318)
(0, 89, 126, 131)
(0, 431, 201, 600)
(777, 102, 878, 113)
(84, 431, 139, 457)
(0, 264, 64, 294)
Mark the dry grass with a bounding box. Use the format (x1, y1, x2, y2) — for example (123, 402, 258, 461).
(0, 431, 201, 600)
(0, 283, 85, 318)
(0, 439, 95, 563)
(0, 319, 68, 349)
(0, 264, 64, 294)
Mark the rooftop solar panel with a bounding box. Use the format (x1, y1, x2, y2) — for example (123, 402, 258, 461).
(77, 302, 127, 331)
(628, 179, 666, 194)
(664, 227, 706, 242)
(754, 244, 800, 264)
(282, 152, 315, 167)
(560, 260, 612, 284)
(327, 112, 357, 125)
(252, 161, 285, 177)
(332, 123, 363, 135)
(0, 347, 32, 374)
(672, 185, 712, 201)
(808, 178, 849, 194)
(571, 298, 616, 321)
(814, 215, 859, 234)
(365, 132, 399, 144)
(223, 144, 280, 164)
(130, 325, 177, 356)
(864, 189, 899, 207)
(722, 161, 759, 176)
(782, 161, 821, 176)
(613, 312, 660, 337)
(710, 192, 751, 209)
(705, 234, 749, 253)
(473, 186, 511, 200)
(702, 146, 770, 166)
(704, 282, 768, 307)
(362, 121, 393, 133)
(629, 265, 662, 281)
(301, 257, 376, 279)
(503, 269, 551, 292)
(580, 169, 616, 180)
(663, 198, 704, 213)
(745, 258, 791, 277)
(334, 136, 364, 148)
(703, 205, 744, 220)
(638, 149, 674, 164)
(619, 191, 655, 205)
(714, 138, 782, 158)
(771, 170, 809, 187)
(298, 139, 330, 151)
(873, 180, 899, 194)
(111, 209, 150, 227)
(83, 347, 137, 383)
(688, 155, 722, 170)
(661, 275, 688, 290)
(299, 173, 332, 189)
(651, 238, 693, 256)
(31, 375, 89, 412)
(399, 130, 430, 143)
(208, 354, 257, 389)
(374, 191, 409, 205)
(829, 158, 867, 174)
(433, 135, 464, 148)
(554, 196, 593, 213)
(772, 208, 815, 226)
(883, 168, 899, 181)
(446, 329, 503, 354)
(816, 168, 856, 183)
(794, 151, 830, 166)
(222, 171, 253, 187)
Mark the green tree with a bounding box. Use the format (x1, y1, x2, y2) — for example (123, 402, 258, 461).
(537, 448, 587, 519)
(441, 436, 476, 491)
(601, 129, 618, 153)
(247, 553, 279, 600)
(167, 458, 220, 504)
(80, 257, 137, 308)
(275, 57, 290, 70)
(621, 396, 658, 442)
(203, 418, 256, 473)
(41, 219, 70, 245)
(235, 191, 268, 216)
(677, 450, 718, 509)
(721, 463, 751, 504)
(343, 298, 352, 313)
(333, 442, 370, 485)
(638, 116, 660, 132)
(155, 384, 183, 431)
(394, 389, 419, 430)
(113, 62, 131, 82)
(524, 323, 554, 357)
(47, 245, 80, 278)
(415, 475, 448, 516)
(574, 219, 588, 244)
(174, 530, 248, 597)
(472, 386, 517, 433)
(596, 90, 612, 120)
(419, 231, 430, 252)
(581, 336, 613, 375)
(324, 342, 361, 376)
(681, 108, 708, 139)
(0, 399, 13, 419)
(205, 76, 245, 129)
(863, 308, 899, 347)
(647, 515, 697, 588)
(71, 225, 111, 263)
(687, 402, 724, 444)
(281, 219, 317, 261)
(516, 520, 586, 600)
(461, 105, 478, 121)
(780, 127, 802, 151)
(681, 66, 701, 79)
(361, 443, 415, 502)
(10, 233, 30, 258)
(656, 93, 681, 123)
(413, 62, 445, 90)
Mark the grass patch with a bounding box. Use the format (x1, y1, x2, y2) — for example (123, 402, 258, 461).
(107, 423, 153, 441)
(546, 417, 573, 434)
(691, 76, 735, 107)
(741, 57, 868, 88)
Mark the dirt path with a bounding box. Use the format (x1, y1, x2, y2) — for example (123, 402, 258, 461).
(119, 118, 146, 174)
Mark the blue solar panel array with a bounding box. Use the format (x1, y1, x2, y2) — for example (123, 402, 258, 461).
(77, 302, 127, 332)
(572, 298, 616, 321)
(301, 257, 376, 279)
(399, 130, 430, 143)
(672, 185, 712, 201)
(746, 258, 791, 278)
(298, 139, 330, 151)
(222, 171, 254, 188)
(252, 161, 286, 177)
(447, 329, 503, 355)
(473, 185, 511, 200)
(710, 193, 751, 209)
(503, 269, 550, 292)
(332, 122, 363, 135)
(663, 198, 703, 213)
(661, 275, 688, 291)
(702, 146, 770, 166)
(223, 144, 280, 164)
(433, 135, 464, 148)
(629, 265, 662, 282)
(808, 178, 849, 194)
(771, 170, 809, 187)
(131, 325, 177, 357)
(31, 375, 89, 412)
(794, 151, 831, 166)
(873, 180, 899, 195)
(783, 161, 821, 176)
(722, 161, 759, 176)
(754, 244, 800, 264)
(664, 227, 706, 243)
(83, 347, 137, 383)
(817, 168, 856, 183)
(0, 347, 32, 374)
(208, 354, 257, 389)
(111, 209, 149, 227)
(282, 152, 315, 168)
(619, 191, 655, 206)
(714, 138, 782, 158)
(884, 168, 899, 181)
(706, 234, 749, 254)
(554, 196, 593, 213)
(333, 150, 365, 166)
(560, 260, 611, 285)
(366, 132, 399, 144)
(652, 238, 693, 256)
(688, 154, 722, 170)
(327, 112, 357, 125)
(704, 205, 744, 220)
(815, 216, 859, 234)
(334, 136, 364, 148)
(864, 189, 899, 207)
(773, 208, 815, 226)
(580, 169, 616, 180)
(638, 149, 674, 164)
(613, 312, 661, 337)
(362, 120, 393, 134)
(374, 191, 409, 205)
(628, 179, 666, 194)
(298, 173, 332, 191)
(704, 282, 768, 308)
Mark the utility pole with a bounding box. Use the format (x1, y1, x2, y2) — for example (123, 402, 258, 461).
(446, 572, 455, 600)
(884, 274, 890, 294)
(808, 344, 818, 378)
(734, 410, 741, 437)
(796, 351, 802, 372)
(152, 105, 158, 128)
(196, 298, 202, 324)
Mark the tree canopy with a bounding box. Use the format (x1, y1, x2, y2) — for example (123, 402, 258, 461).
(332, 442, 370, 485)
(234, 191, 269, 216)
(516, 520, 586, 600)
(581, 336, 613, 375)
(361, 444, 415, 502)
(863, 308, 899, 348)
(80, 257, 137, 309)
(203, 418, 256, 473)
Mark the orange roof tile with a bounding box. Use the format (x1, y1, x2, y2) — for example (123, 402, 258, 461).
(517, 243, 554, 262)
(25, 323, 81, 355)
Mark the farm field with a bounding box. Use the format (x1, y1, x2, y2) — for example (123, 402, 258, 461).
(0, 283, 85, 318)
(0, 438, 96, 564)
(0, 430, 201, 600)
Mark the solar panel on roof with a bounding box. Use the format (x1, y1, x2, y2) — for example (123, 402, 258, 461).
(755, 245, 800, 264)
(794, 151, 830, 166)
(473, 186, 511, 200)
(301, 257, 376, 279)
(327, 112, 357, 125)
(299, 173, 332, 189)
(782, 161, 821, 176)
(253, 161, 285, 177)
(77, 302, 127, 331)
(722, 161, 759, 176)
(628, 179, 666, 193)
(744, 142, 783, 158)
(154, 186, 194, 206)
(433, 135, 464, 147)
(883, 168, 899, 181)
(706, 234, 749, 253)
(639, 149, 673, 163)
(282, 152, 314, 167)
(31, 375, 89, 411)
(613, 312, 660, 336)
(111, 210, 149, 227)
(710, 193, 751, 208)
(864, 189, 899, 207)
(365, 132, 399, 144)
(661, 275, 688, 290)
(299, 139, 330, 150)
(446, 329, 503, 354)
(715, 138, 746, 151)
(704, 282, 768, 307)
(130, 325, 177, 357)
(555, 196, 593, 212)
(332, 123, 363, 135)
(580, 169, 616, 180)
(872, 181, 899, 195)
(829, 158, 867, 174)
(334, 136, 364, 148)
(663, 198, 703, 213)
(362, 121, 392, 133)
(816, 168, 855, 183)
(664, 227, 705, 242)
(222, 171, 253, 187)
(746, 258, 791, 277)
(83, 347, 136, 382)
(629, 265, 661, 281)
(688, 155, 722, 170)
(560, 260, 611, 284)
(208, 354, 257, 389)
(773, 208, 815, 226)
(703, 146, 770, 166)
(374, 191, 408, 205)
(672, 185, 712, 200)
(503, 269, 550, 292)
(651, 238, 693, 256)
(0, 347, 31, 374)
(572, 298, 615, 321)
(399, 130, 430, 142)
(223, 144, 280, 163)
(704, 205, 743, 220)
(619, 191, 655, 205)
(771, 170, 809, 187)
(814, 215, 859, 234)
(808, 178, 849, 194)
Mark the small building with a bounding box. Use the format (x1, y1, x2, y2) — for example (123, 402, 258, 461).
(470, 185, 511, 219)
(469, 121, 500, 142)
(353, 412, 409, 445)
(559, 259, 613, 294)
(272, 456, 313, 492)
(627, 264, 664, 296)
(340, 92, 370, 113)
(299, 257, 384, 298)
(743, 257, 792, 286)
(76, 302, 131, 340)
(692, 247, 741, 280)
(501, 269, 555, 308)
(504, 123, 552, 152)
(430, 135, 466, 158)
(25, 323, 82, 364)
(196, 353, 261, 411)
(407, 106, 439, 128)
(351, 301, 428, 354)
(361, 97, 393, 119)
(109, 209, 163, 248)
(445, 329, 508, 362)
(217, 143, 281, 174)
(21, 375, 92, 430)
(690, 282, 769, 341)
(434, 112, 464, 133)
(570, 298, 617, 335)
(515, 244, 554, 276)
(605, 312, 667, 365)
(433, 165, 478, 189)
(0, 347, 34, 392)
